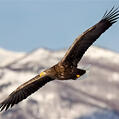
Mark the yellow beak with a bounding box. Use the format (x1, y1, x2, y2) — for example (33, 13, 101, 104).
(76, 74, 80, 78)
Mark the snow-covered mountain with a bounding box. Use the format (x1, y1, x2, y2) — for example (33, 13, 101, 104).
(0, 46, 119, 119)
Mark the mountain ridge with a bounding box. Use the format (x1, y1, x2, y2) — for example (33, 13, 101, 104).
(0, 46, 119, 119)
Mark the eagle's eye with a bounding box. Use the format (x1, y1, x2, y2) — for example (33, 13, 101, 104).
(40, 72, 46, 77)
(76, 74, 80, 78)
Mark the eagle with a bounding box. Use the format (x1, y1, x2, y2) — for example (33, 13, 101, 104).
(0, 7, 119, 111)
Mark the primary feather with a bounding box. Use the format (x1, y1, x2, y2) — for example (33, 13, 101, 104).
(0, 7, 119, 112)
(61, 7, 119, 66)
(0, 75, 54, 111)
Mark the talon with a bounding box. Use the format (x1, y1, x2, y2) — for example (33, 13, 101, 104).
(40, 72, 46, 77)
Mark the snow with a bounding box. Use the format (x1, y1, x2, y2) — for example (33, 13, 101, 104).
(0, 46, 119, 119)
(85, 46, 119, 64)
(0, 48, 25, 67)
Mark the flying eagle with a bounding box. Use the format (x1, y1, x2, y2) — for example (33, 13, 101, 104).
(0, 7, 119, 111)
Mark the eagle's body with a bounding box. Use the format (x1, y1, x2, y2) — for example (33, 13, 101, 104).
(0, 7, 119, 111)
(44, 63, 86, 80)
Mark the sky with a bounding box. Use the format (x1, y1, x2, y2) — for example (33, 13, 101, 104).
(0, 0, 119, 53)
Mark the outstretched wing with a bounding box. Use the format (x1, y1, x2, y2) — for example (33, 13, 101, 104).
(0, 75, 54, 111)
(61, 7, 119, 66)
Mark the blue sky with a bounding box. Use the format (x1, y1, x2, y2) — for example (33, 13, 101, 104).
(0, 0, 119, 52)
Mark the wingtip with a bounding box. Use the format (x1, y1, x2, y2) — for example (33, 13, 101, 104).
(0, 104, 2, 112)
(0, 104, 11, 112)
(102, 6, 119, 24)
(0, 103, 5, 112)
(0, 100, 11, 112)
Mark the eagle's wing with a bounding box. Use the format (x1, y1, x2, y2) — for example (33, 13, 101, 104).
(0, 75, 54, 111)
(61, 7, 119, 66)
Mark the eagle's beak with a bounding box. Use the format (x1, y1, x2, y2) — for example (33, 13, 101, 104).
(76, 74, 80, 78)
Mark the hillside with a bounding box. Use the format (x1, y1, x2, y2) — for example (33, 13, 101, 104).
(0, 46, 119, 119)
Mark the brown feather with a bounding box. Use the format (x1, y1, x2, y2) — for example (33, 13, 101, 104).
(61, 7, 119, 66)
(0, 75, 54, 111)
(0, 7, 119, 112)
